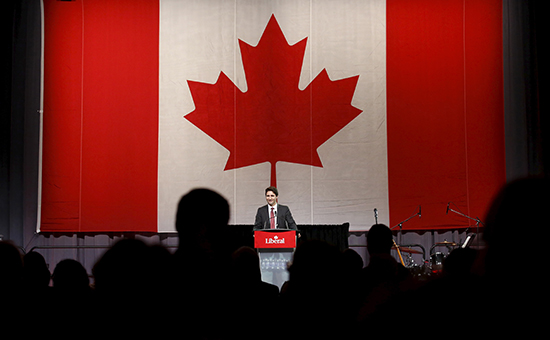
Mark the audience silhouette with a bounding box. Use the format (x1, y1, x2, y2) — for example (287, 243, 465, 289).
(279, 239, 352, 339)
(355, 224, 414, 331)
(21, 250, 53, 330)
(475, 177, 549, 336)
(91, 238, 174, 336)
(22, 251, 51, 294)
(3, 178, 548, 338)
(52, 258, 90, 294)
(0, 241, 23, 293)
(227, 246, 279, 339)
(172, 188, 235, 339)
(48, 258, 93, 332)
(0, 240, 24, 325)
(389, 177, 550, 336)
(229, 246, 279, 303)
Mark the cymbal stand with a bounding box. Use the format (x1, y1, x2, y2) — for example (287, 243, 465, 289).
(392, 239, 405, 266)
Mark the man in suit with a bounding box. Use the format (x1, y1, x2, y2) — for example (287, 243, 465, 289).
(254, 186, 297, 230)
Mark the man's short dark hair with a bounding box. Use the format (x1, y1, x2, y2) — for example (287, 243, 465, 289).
(366, 224, 394, 254)
(175, 188, 229, 237)
(265, 186, 278, 197)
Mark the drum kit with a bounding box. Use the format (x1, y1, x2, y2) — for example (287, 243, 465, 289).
(392, 241, 459, 279)
(381, 203, 482, 280)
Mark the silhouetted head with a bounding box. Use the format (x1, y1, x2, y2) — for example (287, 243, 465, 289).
(288, 240, 343, 286)
(52, 259, 90, 293)
(175, 188, 230, 251)
(22, 251, 51, 289)
(366, 224, 394, 255)
(231, 246, 261, 282)
(342, 248, 364, 272)
(92, 238, 149, 295)
(0, 241, 23, 290)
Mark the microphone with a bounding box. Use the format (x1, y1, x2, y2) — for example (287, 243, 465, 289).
(446, 202, 450, 214)
(374, 208, 378, 223)
(265, 209, 277, 229)
(418, 205, 421, 218)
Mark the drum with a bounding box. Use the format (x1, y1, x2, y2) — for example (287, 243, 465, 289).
(407, 264, 424, 277)
(430, 252, 446, 273)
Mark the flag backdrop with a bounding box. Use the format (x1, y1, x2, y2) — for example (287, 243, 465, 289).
(39, 0, 505, 233)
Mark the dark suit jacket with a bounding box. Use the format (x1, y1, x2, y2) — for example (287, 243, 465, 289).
(254, 204, 297, 230)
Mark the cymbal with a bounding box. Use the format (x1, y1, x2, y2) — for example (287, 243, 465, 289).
(392, 245, 423, 254)
(435, 241, 457, 246)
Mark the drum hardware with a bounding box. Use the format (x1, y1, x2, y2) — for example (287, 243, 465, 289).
(392, 245, 423, 254)
(393, 244, 429, 278)
(428, 239, 459, 274)
(430, 252, 446, 273)
(403, 251, 420, 272)
(392, 239, 405, 266)
(392, 243, 425, 267)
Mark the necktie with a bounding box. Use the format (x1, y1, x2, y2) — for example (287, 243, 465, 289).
(270, 207, 275, 229)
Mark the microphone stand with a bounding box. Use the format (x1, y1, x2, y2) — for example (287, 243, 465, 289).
(390, 206, 421, 266)
(447, 203, 484, 247)
(390, 205, 421, 237)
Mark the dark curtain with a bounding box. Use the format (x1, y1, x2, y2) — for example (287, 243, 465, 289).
(503, 0, 549, 180)
(297, 223, 350, 251)
(1, 0, 42, 245)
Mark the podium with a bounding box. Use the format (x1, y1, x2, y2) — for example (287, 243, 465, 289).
(254, 229, 297, 290)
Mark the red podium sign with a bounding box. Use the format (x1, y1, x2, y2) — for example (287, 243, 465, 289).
(254, 229, 297, 249)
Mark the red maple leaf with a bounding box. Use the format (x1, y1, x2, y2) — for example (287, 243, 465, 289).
(185, 15, 362, 186)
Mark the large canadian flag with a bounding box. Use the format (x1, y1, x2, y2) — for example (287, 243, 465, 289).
(39, 0, 505, 233)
